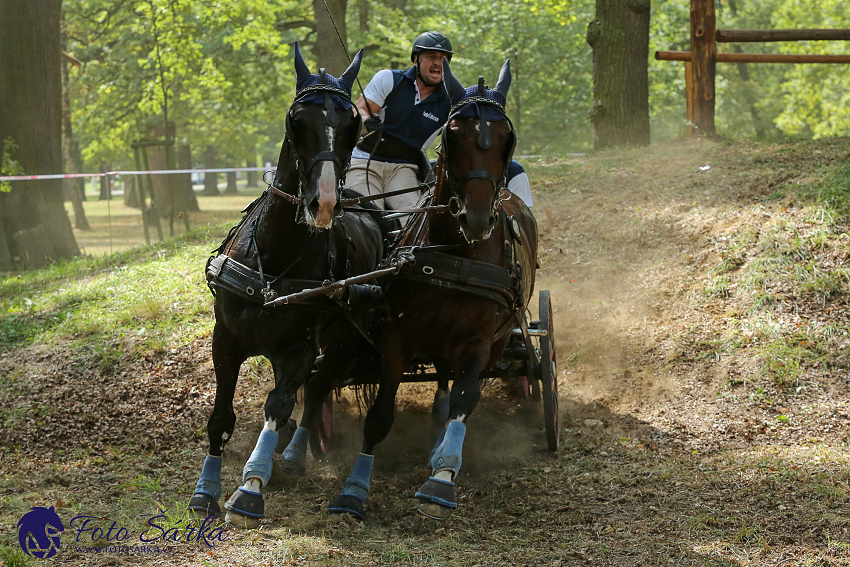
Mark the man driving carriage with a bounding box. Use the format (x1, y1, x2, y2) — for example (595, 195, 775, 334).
(345, 31, 455, 210)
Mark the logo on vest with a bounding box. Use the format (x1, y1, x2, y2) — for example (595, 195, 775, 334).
(423, 112, 441, 122)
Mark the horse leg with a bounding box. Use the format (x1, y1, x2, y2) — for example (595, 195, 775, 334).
(279, 346, 349, 474)
(416, 340, 489, 521)
(223, 345, 316, 528)
(188, 324, 244, 519)
(327, 340, 406, 521)
(431, 368, 451, 440)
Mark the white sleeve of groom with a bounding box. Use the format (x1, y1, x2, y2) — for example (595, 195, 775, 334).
(507, 172, 533, 207)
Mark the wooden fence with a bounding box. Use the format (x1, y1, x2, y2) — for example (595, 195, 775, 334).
(654, 0, 850, 136)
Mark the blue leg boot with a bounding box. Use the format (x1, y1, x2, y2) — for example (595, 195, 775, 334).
(327, 453, 373, 521)
(188, 455, 223, 518)
(224, 428, 278, 528)
(280, 426, 310, 476)
(416, 420, 466, 520)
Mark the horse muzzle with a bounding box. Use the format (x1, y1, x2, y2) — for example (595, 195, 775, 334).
(304, 161, 342, 229)
(456, 206, 497, 243)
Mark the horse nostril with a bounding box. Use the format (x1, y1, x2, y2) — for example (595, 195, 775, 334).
(488, 215, 496, 228)
(458, 213, 468, 226)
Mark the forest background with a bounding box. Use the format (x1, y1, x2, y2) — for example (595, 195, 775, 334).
(55, 0, 850, 172)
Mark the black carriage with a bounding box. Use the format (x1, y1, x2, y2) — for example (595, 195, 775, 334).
(285, 254, 560, 456)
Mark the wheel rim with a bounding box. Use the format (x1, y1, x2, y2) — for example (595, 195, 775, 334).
(540, 290, 559, 450)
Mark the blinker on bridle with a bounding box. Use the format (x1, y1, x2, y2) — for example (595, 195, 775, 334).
(441, 77, 517, 217)
(271, 71, 362, 206)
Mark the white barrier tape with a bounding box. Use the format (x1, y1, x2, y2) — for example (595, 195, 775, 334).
(0, 166, 271, 182)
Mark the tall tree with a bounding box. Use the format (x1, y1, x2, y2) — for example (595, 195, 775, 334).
(586, 0, 651, 148)
(0, 0, 80, 270)
(312, 0, 349, 75)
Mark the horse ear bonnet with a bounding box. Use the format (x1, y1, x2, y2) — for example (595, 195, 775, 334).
(292, 41, 356, 110)
(454, 59, 511, 122)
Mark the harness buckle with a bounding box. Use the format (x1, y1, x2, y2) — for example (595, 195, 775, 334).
(261, 287, 277, 303)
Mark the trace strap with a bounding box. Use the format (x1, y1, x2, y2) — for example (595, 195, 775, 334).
(339, 183, 431, 206)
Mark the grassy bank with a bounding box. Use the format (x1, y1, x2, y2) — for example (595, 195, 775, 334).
(1, 137, 849, 566)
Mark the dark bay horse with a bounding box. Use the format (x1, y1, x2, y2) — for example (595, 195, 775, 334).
(187, 43, 385, 528)
(324, 58, 539, 521)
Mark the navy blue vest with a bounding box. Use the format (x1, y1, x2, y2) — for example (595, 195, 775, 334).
(378, 67, 451, 163)
(507, 160, 524, 183)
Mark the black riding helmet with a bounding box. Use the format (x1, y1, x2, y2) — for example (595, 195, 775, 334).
(410, 31, 453, 63)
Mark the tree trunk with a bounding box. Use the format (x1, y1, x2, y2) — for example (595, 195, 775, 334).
(0, 0, 79, 270)
(98, 159, 111, 200)
(178, 144, 200, 211)
(60, 18, 90, 230)
(225, 171, 238, 194)
(586, 0, 651, 149)
(246, 156, 258, 188)
(202, 145, 220, 196)
(311, 0, 348, 75)
(123, 176, 141, 208)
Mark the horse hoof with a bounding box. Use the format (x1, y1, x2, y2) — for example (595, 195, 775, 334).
(224, 509, 261, 529)
(414, 476, 457, 521)
(223, 487, 264, 529)
(326, 494, 365, 521)
(279, 457, 306, 477)
(187, 493, 221, 519)
(416, 501, 453, 521)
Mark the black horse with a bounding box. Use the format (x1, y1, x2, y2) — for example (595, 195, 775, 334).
(187, 43, 385, 528)
(319, 58, 539, 521)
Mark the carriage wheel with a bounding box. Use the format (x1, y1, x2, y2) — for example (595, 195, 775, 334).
(539, 290, 559, 451)
(309, 392, 333, 459)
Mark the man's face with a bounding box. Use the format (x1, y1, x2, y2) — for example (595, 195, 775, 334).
(417, 50, 445, 85)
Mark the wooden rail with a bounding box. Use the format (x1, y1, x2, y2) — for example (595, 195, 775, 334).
(657, 0, 850, 137)
(656, 51, 850, 64)
(716, 29, 850, 43)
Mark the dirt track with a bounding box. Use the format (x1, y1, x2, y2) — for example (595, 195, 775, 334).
(2, 138, 850, 566)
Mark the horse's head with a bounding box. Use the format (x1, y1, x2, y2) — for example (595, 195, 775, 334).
(281, 42, 364, 229)
(439, 58, 516, 243)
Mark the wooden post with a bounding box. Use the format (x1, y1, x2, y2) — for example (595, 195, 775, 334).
(684, 61, 694, 136)
(690, 0, 716, 136)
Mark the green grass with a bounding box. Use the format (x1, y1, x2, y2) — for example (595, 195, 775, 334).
(0, 224, 222, 354)
(0, 543, 32, 567)
(64, 182, 264, 256)
(807, 164, 850, 218)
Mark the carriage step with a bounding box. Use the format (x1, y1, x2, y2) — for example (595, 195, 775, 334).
(511, 327, 547, 337)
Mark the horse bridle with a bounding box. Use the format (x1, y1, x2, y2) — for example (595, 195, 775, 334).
(270, 74, 363, 207)
(440, 95, 517, 217)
